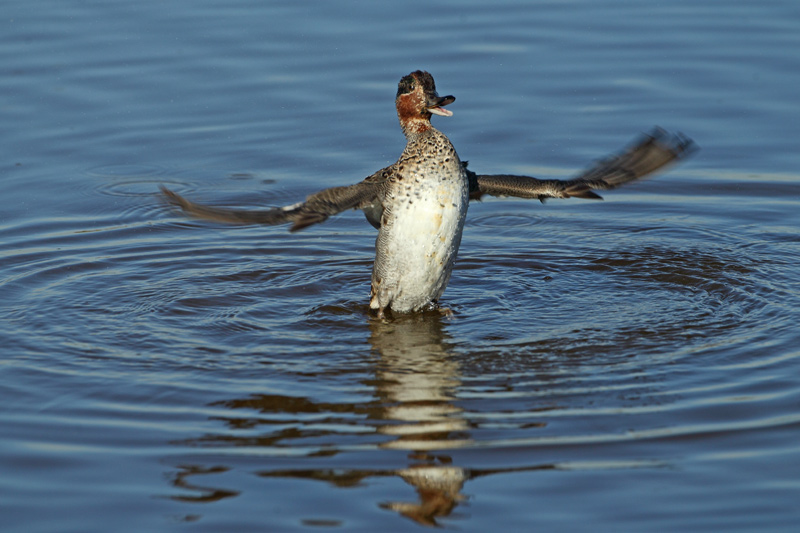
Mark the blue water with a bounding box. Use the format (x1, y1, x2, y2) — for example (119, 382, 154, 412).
(2, 1, 800, 531)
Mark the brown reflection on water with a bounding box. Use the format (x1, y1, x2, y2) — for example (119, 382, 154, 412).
(169, 465, 240, 503)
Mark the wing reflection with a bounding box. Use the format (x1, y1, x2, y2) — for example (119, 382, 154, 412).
(169, 465, 240, 503)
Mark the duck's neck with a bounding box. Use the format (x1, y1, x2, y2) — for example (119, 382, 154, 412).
(399, 115, 433, 138)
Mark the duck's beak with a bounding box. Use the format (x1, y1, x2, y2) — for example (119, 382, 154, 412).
(426, 93, 455, 117)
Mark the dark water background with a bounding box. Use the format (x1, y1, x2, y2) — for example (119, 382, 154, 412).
(2, 1, 799, 531)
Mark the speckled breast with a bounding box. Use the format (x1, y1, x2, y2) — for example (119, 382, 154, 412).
(370, 136, 469, 314)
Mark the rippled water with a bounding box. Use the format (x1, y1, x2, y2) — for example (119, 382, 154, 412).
(3, 1, 800, 531)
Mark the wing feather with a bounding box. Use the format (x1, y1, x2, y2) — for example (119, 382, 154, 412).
(160, 170, 388, 232)
(469, 127, 696, 202)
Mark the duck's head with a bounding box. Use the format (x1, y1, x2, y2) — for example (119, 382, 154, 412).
(395, 70, 455, 136)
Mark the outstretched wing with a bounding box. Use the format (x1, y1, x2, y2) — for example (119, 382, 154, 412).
(468, 127, 696, 202)
(161, 169, 390, 232)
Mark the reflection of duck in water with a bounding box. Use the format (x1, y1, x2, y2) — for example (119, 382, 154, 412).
(167, 315, 553, 527)
(372, 315, 468, 450)
(369, 314, 469, 526)
(162, 70, 695, 318)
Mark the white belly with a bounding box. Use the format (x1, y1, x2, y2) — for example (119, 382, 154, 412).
(370, 171, 469, 314)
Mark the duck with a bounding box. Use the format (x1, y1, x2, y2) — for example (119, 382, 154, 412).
(161, 70, 695, 318)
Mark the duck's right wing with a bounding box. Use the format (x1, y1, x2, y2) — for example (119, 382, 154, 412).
(161, 168, 391, 232)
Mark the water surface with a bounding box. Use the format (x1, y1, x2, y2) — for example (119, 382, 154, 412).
(2, 1, 800, 531)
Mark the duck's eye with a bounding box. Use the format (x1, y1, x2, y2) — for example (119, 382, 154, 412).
(396, 75, 419, 98)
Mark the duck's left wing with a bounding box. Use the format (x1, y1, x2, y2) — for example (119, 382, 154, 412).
(468, 127, 696, 202)
(161, 171, 387, 232)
